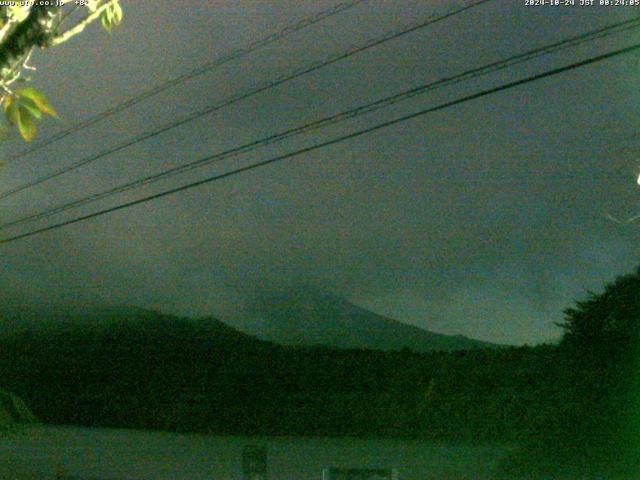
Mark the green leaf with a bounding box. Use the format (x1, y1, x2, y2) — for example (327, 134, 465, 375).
(3, 96, 19, 127)
(1, 88, 59, 142)
(4, 94, 37, 142)
(15, 87, 58, 118)
(2, 94, 13, 114)
(16, 105, 35, 142)
(111, 1, 122, 26)
(101, 9, 112, 33)
(19, 97, 42, 120)
(100, 2, 122, 33)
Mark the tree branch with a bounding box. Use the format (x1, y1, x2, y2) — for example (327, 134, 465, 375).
(0, 21, 15, 46)
(0, 12, 23, 46)
(50, 1, 113, 47)
(0, 4, 60, 82)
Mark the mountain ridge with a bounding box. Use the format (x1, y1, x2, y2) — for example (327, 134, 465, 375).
(233, 289, 504, 351)
(0, 292, 505, 352)
(0, 301, 548, 440)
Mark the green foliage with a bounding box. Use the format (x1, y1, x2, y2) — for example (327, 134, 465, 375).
(17, 87, 58, 118)
(100, 1, 123, 33)
(0, 1, 122, 143)
(2, 87, 57, 141)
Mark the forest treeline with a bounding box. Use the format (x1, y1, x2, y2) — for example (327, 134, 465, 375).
(0, 310, 555, 441)
(0, 266, 638, 478)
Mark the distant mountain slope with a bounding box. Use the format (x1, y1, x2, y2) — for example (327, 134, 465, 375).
(0, 304, 553, 440)
(237, 289, 502, 351)
(0, 303, 263, 343)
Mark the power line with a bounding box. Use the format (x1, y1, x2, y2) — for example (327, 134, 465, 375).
(2, 40, 639, 245)
(2, 15, 638, 230)
(0, 0, 491, 202)
(3, 0, 367, 164)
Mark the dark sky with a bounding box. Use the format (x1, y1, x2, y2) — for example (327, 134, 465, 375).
(1, 0, 640, 345)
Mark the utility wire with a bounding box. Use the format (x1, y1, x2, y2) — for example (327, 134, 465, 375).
(1, 40, 639, 245)
(3, 0, 367, 164)
(2, 15, 638, 230)
(0, 0, 491, 202)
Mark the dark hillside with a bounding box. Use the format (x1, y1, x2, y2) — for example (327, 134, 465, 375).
(0, 307, 554, 440)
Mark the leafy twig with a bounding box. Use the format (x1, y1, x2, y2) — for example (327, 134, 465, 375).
(51, 0, 119, 46)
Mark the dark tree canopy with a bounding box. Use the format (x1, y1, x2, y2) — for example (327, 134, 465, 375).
(501, 266, 640, 479)
(561, 267, 640, 357)
(560, 268, 640, 475)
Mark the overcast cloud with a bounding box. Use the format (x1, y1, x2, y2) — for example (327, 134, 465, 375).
(1, 0, 639, 344)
